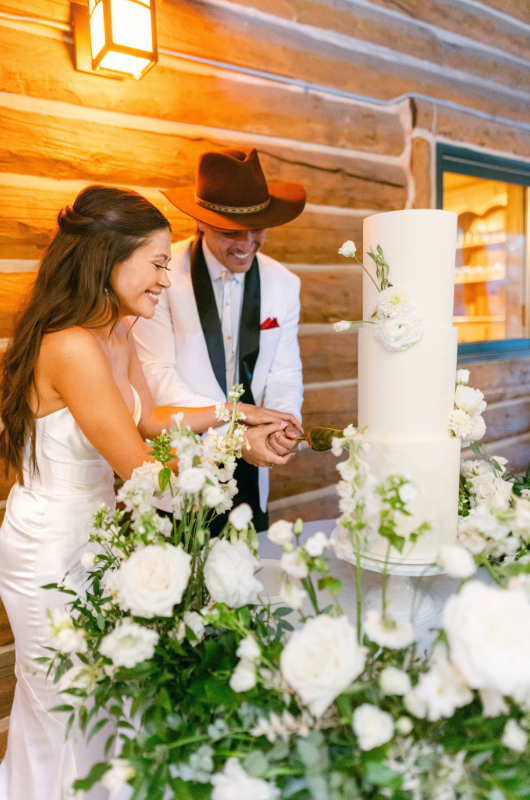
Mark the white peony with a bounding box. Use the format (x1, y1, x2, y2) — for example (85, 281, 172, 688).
(280, 615, 366, 717)
(380, 666, 411, 696)
(100, 620, 159, 668)
(454, 385, 486, 417)
(204, 540, 263, 608)
(333, 320, 352, 332)
(377, 286, 412, 318)
(438, 545, 477, 579)
(338, 240, 356, 258)
(80, 551, 97, 569)
(101, 758, 135, 796)
(179, 467, 207, 494)
(280, 549, 309, 579)
(229, 659, 257, 693)
(211, 757, 280, 800)
(364, 609, 414, 649)
(117, 544, 191, 618)
(353, 704, 394, 751)
(502, 720, 528, 752)
(229, 503, 253, 531)
(374, 310, 423, 352)
(479, 688, 509, 717)
(58, 665, 97, 706)
(410, 646, 472, 721)
(46, 609, 87, 655)
(267, 520, 294, 547)
(443, 581, 530, 699)
(456, 369, 470, 385)
(279, 581, 307, 610)
(303, 532, 329, 557)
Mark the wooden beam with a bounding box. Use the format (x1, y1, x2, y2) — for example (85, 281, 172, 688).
(299, 327, 358, 384)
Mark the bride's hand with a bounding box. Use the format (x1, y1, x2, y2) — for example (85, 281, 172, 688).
(238, 403, 303, 434)
(242, 423, 297, 467)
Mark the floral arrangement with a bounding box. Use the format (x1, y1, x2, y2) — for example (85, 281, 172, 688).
(334, 240, 423, 352)
(449, 369, 487, 445)
(42, 387, 530, 800)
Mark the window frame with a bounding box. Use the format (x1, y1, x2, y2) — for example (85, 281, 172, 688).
(436, 143, 530, 362)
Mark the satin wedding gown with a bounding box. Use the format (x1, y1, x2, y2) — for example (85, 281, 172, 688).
(0, 389, 141, 800)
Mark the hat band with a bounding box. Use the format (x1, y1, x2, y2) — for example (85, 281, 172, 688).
(194, 194, 271, 215)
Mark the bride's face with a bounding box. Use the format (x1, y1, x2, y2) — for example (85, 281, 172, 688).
(111, 228, 172, 318)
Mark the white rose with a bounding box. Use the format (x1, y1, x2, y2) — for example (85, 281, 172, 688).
(117, 544, 191, 618)
(279, 581, 307, 610)
(377, 286, 412, 319)
(280, 549, 309, 579)
(304, 532, 329, 557)
(267, 520, 294, 547)
(502, 719, 528, 752)
(58, 665, 97, 706)
(379, 666, 411, 696)
(236, 635, 260, 662)
(412, 646, 472, 721)
(179, 467, 206, 495)
(364, 609, 414, 649)
(438, 545, 477, 579)
(471, 472, 511, 507)
(352, 704, 394, 751)
(229, 659, 257, 693)
(338, 240, 356, 258)
(443, 581, 530, 699)
(81, 551, 97, 569)
(454, 385, 486, 417)
(395, 716, 414, 735)
(456, 369, 470, 385)
(333, 320, 352, 332)
(101, 758, 135, 796)
(229, 503, 253, 531)
(100, 620, 159, 668)
(211, 758, 280, 800)
(398, 482, 417, 505)
(204, 540, 263, 608)
(183, 611, 205, 644)
(280, 615, 366, 717)
(479, 688, 509, 717)
(374, 310, 423, 352)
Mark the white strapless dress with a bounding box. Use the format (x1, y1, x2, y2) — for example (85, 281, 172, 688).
(0, 390, 141, 800)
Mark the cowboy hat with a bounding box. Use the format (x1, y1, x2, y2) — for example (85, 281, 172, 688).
(162, 148, 306, 230)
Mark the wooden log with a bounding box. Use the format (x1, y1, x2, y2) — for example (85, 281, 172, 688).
(0, 273, 36, 338)
(0, 0, 70, 23)
(483, 398, 530, 444)
(0, 660, 15, 720)
(410, 136, 432, 210)
(300, 328, 358, 384)
(296, 267, 363, 325)
(463, 356, 530, 403)
(263, 213, 365, 266)
(0, 726, 8, 762)
(0, 24, 406, 156)
(302, 383, 357, 431)
(0, 600, 14, 648)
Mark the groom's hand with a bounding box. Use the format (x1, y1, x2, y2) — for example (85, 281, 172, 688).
(267, 421, 301, 456)
(242, 423, 296, 467)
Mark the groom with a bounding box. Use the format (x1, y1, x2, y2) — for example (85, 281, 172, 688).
(133, 148, 306, 532)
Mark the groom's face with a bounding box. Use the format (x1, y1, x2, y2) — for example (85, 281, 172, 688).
(198, 222, 267, 274)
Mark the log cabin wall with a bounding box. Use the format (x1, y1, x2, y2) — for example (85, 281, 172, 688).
(1, 0, 530, 754)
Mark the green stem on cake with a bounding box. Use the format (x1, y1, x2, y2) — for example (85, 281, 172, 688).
(353, 254, 383, 293)
(355, 535, 363, 643)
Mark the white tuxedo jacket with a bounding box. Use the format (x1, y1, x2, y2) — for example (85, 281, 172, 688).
(133, 236, 304, 509)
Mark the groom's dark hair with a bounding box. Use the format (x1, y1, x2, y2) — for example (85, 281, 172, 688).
(0, 184, 171, 483)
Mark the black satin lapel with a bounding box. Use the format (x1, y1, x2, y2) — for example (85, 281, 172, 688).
(238, 256, 261, 406)
(190, 235, 227, 397)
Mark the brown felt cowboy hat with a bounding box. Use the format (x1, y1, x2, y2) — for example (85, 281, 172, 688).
(162, 148, 306, 230)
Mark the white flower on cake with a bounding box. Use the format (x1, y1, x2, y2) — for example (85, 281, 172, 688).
(333, 320, 352, 332)
(374, 310, 424, 352)
(267, 519, 294, 547)
(379, 666, 411, 696)
(353, 704, 395, 751)
(443, 581, 530, 700)
(449, 372, 486, 443)
(117, 544, 192, 618)
(280, 615, 366, 717)
(204, 539, 263, 608)
(454, 385, 486, 417)
(456, 369, 470, 385)
(338, 240, 357, 257)
(101, 759, 135, 796)
(502, 720, 528, 752)
(211, 758, 280, 800)
(364, 609, 415, 649)
(100, 620, 159, 668)
(376, 286, 412, 318)
(228, 503, 253, 531)
(437, 545, 477, 579)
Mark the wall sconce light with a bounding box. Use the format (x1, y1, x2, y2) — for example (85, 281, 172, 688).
(73, 0, 158, 80)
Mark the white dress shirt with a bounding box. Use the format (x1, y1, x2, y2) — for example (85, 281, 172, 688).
(203, 240, 245, 393)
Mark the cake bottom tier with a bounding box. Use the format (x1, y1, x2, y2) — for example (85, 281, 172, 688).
(363, 437, 461, 565)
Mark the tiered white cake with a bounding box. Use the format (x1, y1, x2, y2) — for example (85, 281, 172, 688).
(358, 209, 460, 566)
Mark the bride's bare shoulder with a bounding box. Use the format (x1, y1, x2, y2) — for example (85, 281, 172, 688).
(40, 327, 104, 365)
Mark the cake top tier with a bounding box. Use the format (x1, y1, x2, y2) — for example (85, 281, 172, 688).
(362, 209, 457, 327)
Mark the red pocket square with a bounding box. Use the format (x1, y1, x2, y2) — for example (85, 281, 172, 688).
(261, 317, 280, 330)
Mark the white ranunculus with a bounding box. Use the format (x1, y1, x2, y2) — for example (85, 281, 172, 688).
(183, 611, 205, 644)
(443, 581, 530, 699)
(502, 719, 528, 752)
(377, 286, 412, 318)
(280, 549, 309, 579)
(363, 609, 414, 649)
(398, 482, 417, 505)
(304, 532, 329, 557)
(466, 414, 486, 444)
(237, 635, 260, 662)
(456, 369, 470, 385)
(374, 310, 423, 352)
(179, 467, 207, 495)
(229, 659, 257, 692)
(379, 666, 411, 696)
(353, 704, 394, 751)
(454, 385, 486, 417)
(100, 620, 159, 668)
(46, 609, 87, 655)
(80, 551, 97, 569)
(101, 758, 135, 796)
(479, 688, 509, 717)
(395, 716, 414, 735)
(279, 581, 307, 610)
(267, 520, 294, 547)
(204, 540, 263, 608)
(412, 646, 472, 721)
(211, 757, 280, 800)
(58, 665, 97, 706)
(449, 408, 474, 440)
(338, 240, 356, 258)
(117, 544, 191, 618)
(438, 545, 477, 579)
(280, 615, 366, 718)
(333, 320, 352, 332)
(229, 503, 253, 531)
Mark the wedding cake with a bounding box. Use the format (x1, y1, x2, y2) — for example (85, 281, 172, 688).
(358, 209, 460, 567)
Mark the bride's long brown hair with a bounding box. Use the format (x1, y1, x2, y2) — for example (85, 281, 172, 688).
(0, 185, 170, 483)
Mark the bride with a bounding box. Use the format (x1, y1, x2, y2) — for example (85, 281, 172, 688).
(0, 185, 300, 799)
